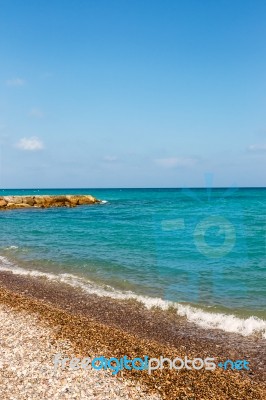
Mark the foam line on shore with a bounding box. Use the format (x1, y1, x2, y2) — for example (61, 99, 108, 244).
(0, 255, 265, 338)
(177, 304, 266, 339)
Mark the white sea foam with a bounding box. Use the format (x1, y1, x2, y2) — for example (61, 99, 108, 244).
(0, 255, 265, 338)
(177, 304, 266, 338)
(100, 200, 108, 204)
(4, 246, 19, 250)
(0, 256, 171, 310)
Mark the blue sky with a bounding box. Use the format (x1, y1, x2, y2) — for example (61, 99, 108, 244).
(0, 0, 266, 188)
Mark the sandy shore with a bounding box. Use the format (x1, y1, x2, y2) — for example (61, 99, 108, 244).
(0, 271, 265, 399)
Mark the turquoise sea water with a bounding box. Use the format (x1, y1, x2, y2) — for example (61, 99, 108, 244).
(0, 188, 265, 336)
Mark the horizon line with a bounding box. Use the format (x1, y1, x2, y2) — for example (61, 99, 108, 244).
(1, 186, 266, 190)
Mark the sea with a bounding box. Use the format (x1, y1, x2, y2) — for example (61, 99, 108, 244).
(0, 188, 265, 338)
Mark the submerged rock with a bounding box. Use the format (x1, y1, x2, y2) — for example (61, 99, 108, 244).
(0, 195, 100, 210)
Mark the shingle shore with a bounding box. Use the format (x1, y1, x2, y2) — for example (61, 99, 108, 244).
(0, 302, 160, 400)
(0, 270, 264, 382)
(0, 275, 265, 399)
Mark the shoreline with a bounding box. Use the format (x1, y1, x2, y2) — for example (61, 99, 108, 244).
(0, 271, 265, 399)
(0, 253, 265, 337)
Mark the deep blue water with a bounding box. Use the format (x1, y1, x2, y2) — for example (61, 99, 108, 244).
(0, 188, 265, 335)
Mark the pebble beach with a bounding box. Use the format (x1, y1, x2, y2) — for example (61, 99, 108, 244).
(0, 271, 265, 400)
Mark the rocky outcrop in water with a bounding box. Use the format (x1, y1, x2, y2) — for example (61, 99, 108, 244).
(0, 195, 100, 210)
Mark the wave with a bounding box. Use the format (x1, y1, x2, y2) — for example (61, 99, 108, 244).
(0, 256, 171, 309)
(177, 304, 266, 338)
(0, 255, 265, 339)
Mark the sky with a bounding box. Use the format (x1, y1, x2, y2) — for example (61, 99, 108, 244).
(0, 0, 266, 188)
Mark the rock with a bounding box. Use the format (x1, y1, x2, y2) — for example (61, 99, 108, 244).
(14, 203, 32, 208)
(6, 202, 16, 208)
(0, 195, 100, 210)
(66, 195, 79, 206)
(76, 195, 98, 205)
(22, 197, 36, 206)
(0, 199, 7, 207)
(3, 196, 23, 204)
(53, 195, 68, 202)
(34, 196, 53, 207)
(6, 202, 31, 209)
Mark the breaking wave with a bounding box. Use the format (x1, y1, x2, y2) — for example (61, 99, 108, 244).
(0, 255, 265, 339)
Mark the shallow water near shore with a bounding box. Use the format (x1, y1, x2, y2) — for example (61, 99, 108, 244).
(0, 188, 265, 337)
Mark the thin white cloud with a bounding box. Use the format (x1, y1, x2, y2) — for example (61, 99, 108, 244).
(103, 156, 118, 162)
(6, 78, 26, 87)
(247, 144, 266, 153)
(155, 157, 198, 168)
(29, 108, 44, 118)
(16, 137, 44, 151)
